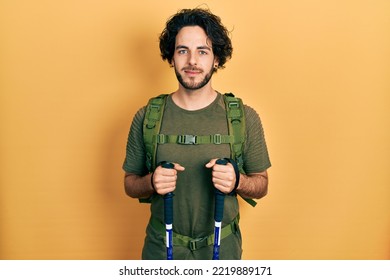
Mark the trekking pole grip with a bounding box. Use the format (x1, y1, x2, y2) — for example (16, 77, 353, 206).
(161, 162, 175, 225)
(160, 161, 175, 260)
(214, 158, 228, 222)
(212, 158, 228, 260)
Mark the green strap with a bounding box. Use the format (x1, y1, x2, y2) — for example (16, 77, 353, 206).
(223, 93, 257, 207)
(140, 94, 168, 204)
(223, 93, 246, 174)
(150, 215, 240, 251)
(143, 94, 168, 172)
(154, 134, 234, 145)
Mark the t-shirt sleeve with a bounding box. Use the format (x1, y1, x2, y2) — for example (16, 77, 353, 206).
(122, 106, 149, 175)
(243, 105, 271, 173)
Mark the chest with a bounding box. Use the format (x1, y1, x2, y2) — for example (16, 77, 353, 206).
(156, 103, 231, 168)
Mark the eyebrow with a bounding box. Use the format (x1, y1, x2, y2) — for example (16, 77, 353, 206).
(175, 45, 212, 51)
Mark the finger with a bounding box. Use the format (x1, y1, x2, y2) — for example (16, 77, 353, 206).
(173, 163, 186, 171)
(156, 183, 176, 195)
(212, 181, 231, 194)
(205, 158, 218, 168)
(213, 164, 233, 176)
(153, 169, 176, 184)
(156, 173, 177, 183)
(213, 179, 234, 194)
(156, 165, 177, 176)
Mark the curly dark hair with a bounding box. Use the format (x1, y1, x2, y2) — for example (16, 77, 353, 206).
(159, 8, 233, 70)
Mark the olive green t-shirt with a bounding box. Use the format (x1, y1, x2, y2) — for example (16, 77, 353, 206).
(123, 93, 271, 259)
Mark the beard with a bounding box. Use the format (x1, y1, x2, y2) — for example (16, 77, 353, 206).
(174, 65, 215, 90)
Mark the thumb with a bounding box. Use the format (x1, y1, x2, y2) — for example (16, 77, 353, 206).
(205, 158, 218, 169)
(174, 163, 185, 171)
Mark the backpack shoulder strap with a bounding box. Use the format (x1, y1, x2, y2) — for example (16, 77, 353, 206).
(223, 93, 246, 173)
(139, 94, 168, 204)
(143, 94, 169, 173)
(223, 93, 257, 207)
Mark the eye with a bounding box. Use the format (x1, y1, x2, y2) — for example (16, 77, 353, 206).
(178, 49, 188, 54)
(199, 50, 208, 55)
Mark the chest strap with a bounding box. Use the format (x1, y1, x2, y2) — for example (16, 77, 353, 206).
(154, 134, 234, 145)
(150, 215, 240, 251)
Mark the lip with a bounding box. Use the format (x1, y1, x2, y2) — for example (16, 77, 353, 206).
(184, 70, 201, 76)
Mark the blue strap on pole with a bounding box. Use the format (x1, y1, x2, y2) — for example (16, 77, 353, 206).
(161, 161, 174, 260)
(212, 158, 228, 260)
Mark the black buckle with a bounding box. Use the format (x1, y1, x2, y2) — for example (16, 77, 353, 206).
(189, 237, 208, 251)
(178, 134, 197, 145)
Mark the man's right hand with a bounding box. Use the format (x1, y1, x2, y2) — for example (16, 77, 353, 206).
(152, 163, 185, 195)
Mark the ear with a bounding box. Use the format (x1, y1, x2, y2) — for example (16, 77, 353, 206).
(214, 57, 219, 68)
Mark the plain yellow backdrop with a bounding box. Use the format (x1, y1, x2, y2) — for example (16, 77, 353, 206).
(1, 0, 389, 259)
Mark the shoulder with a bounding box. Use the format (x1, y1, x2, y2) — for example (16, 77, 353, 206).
(221, 93, 261, 120)
(243, 104, 261, 121)
(243, 104, 266, 134)
(133, 105, 146, 125)
(134, 94, 170, 120)
(223, 93, 261, 120)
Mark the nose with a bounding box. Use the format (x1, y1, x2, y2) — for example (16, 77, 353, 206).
(188, 52, 197, 66)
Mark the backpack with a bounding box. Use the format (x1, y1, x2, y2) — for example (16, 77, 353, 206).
(141, 93, 257, 207)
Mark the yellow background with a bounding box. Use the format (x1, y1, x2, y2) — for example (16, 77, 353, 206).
(1, 0, 389, 260)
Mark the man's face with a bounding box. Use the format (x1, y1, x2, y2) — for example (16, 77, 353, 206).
(172, 26, 218, 91)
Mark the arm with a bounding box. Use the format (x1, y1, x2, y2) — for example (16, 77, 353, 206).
(124, 172, 154, 199)
(236, 170, 268, 199)
(237, 105, 271, 200)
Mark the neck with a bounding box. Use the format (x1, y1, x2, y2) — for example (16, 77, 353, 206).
(172, 84, 217, 111)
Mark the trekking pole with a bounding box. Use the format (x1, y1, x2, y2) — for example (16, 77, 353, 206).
(161, 161, 175, 260)
(212, 158, 228, 260)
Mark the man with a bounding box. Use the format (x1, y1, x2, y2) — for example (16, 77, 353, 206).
(123, 8, 271, 260)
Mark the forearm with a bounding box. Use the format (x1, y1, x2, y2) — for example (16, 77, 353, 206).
(124, 172, 154, 199)
(236, 171, 268, 199)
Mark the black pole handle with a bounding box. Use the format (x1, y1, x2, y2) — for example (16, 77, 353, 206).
(214, 158, 228, 223)
(161, 162, 174, 225)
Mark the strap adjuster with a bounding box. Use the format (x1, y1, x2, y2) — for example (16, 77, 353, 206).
(228, 101, 239, 108)
(156, 134, 166, 144)
(177, 134, 197, 145)
(213, 134, 222, 144)
(189, 237, 208, 251)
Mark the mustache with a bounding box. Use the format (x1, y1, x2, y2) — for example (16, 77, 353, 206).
(182, 67, 203, 72)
